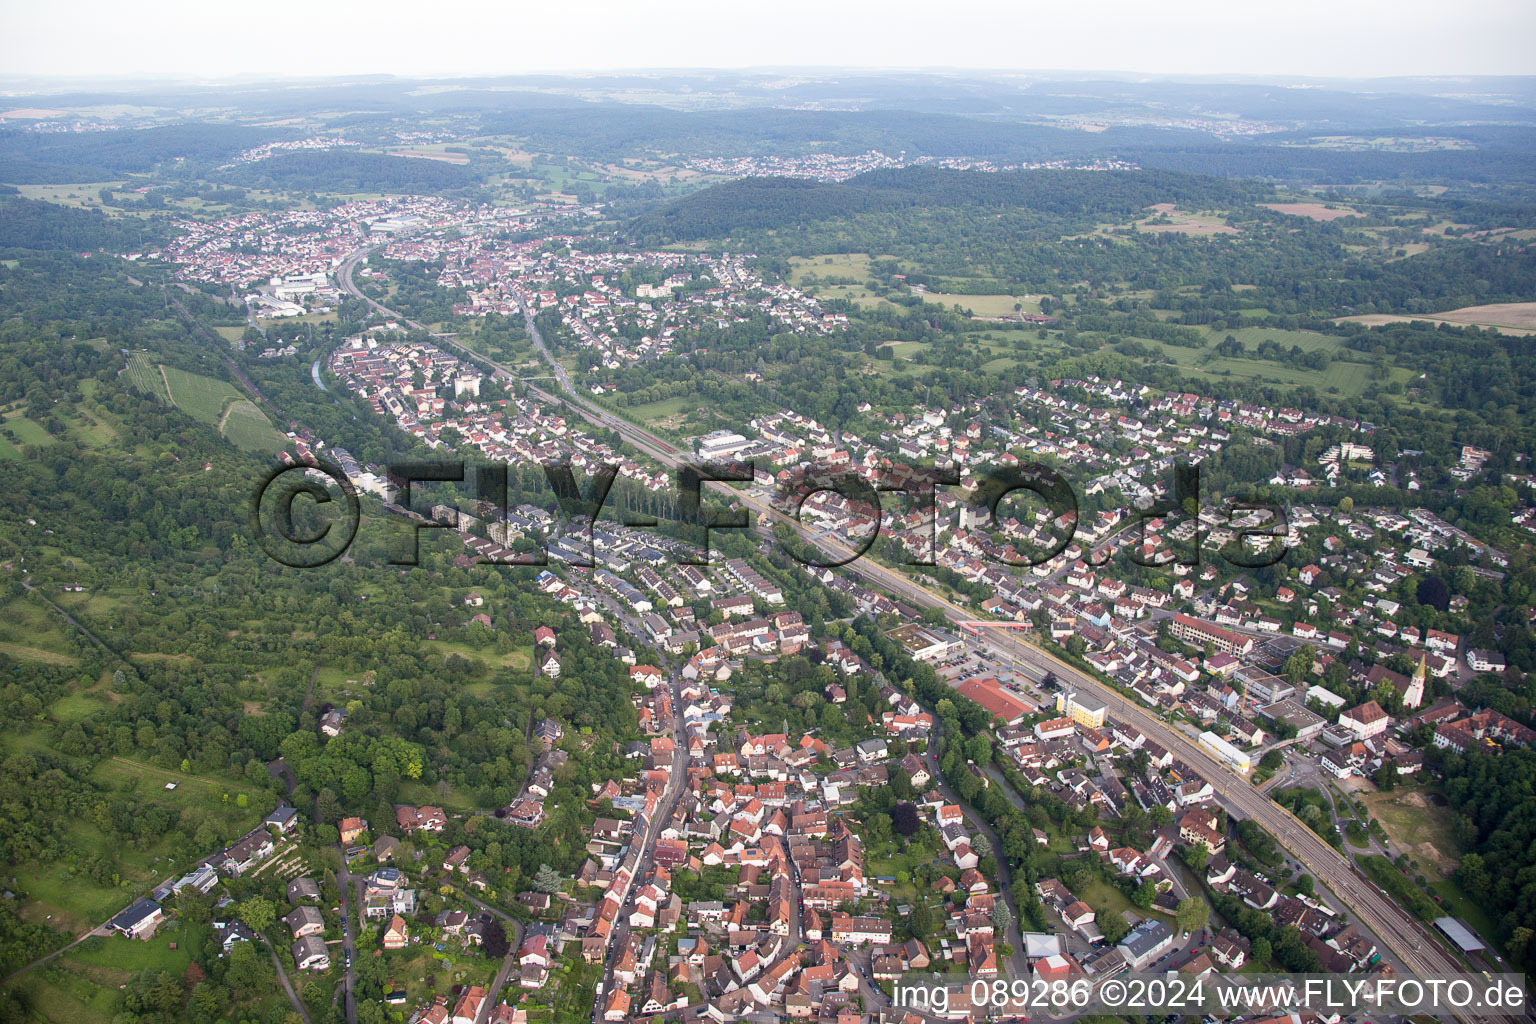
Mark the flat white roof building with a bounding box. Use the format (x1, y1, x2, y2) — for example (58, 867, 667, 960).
(1198, 730, 1253, 774)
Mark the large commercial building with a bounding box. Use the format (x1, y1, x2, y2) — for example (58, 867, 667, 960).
(695, 430, 751, 459)
(1258, 698, 1326, 741)
(1197, 730, 1254, 774)
(1169, 614, 1253, 657)
(887, 623, 963, 663)
(1237, 667, 1295, 705)
(958, 677, 1033, 726)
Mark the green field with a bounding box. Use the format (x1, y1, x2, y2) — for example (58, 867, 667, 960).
(66, 921, 204, 974)
(880, 340, 932, 361)
(160, 364, 243, 422)
(1, 408, 57, 452)
(0, 641, 80, 667)
(920, 292, 1041, 317)
(125, 359, 286, 452)
(1140, 338, 1396, 396)
(625, 395, 697, 425)
(18, 967, 119, 1024)
(221, 398, 288, 451)
(422, 637, 533, 674)
(0, 597, 82, 665)
(1194, 325, 1345, 352)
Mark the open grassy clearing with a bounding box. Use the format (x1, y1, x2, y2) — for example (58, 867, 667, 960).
(59, 401, 121, 448)
(920, 292, 1041, 317)
(1358, 788, 1459, 876)
(1, 407, 57, 450)
(14, 182, 125, 209)
(16, 970, 117, 1024)
(0, 641, 80, 667)
(1135, 203, 1239, 235)
(66, 920, 204, 974)
(1, 724, 268, 934)
(256, 309, 337, 328)
(789, 252, 873, 285)
(1262, 202, 1362, 221)
(0, 597, 83, 664)
(625, 395, 697, 426)
(422, 637, 533, 674)
(396, 780, 480, 816)
(879, 340, 932, 361)
(49, 691, 108, 721)
(1139, 338, 1401, 395)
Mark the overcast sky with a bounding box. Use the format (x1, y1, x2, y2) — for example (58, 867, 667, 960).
(3, 0, 1534, 82)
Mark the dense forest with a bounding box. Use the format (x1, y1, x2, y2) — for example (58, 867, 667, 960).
(0, 123, 279, 183)
(217, 151, 478, 194)
(629, 166, 1272, 241)
(0, 195, 169, 253)
(1440, 747, 1536, 971)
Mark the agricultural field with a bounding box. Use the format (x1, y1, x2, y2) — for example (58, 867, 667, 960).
(1262, 202, 1362, 221)
(0, 407, 57, 456)
(125, 359, 287, 452)
(1338, 302, 1536, 337)
(220, 398, 288, 451)
(159, 364, 243, 422)
(1134, 203, 1238, 235)
(385, 144, 471, 164)
(122, 351, 161, 396)
(919, 292, 1041, 317)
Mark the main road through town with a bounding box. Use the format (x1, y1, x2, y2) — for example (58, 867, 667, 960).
(335, 245, 1502, 1013)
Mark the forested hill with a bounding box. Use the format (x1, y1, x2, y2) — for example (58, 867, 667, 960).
(628, 167, 1272, 242)
(216, 150, 478, 194)
(0, 194, 168, 253)
(0, 123, 278, 184)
